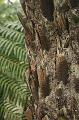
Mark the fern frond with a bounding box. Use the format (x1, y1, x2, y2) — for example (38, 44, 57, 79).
(0, 36, 26, 62)
(0, 26, 25, 44)
(0, 100, 23, 120)
(0, 19, 30, 120)
(14, 45, 26, 63)
(0, 73, 30, 106)
(0, 55, 27, 80)
(4, 21, 24, 32)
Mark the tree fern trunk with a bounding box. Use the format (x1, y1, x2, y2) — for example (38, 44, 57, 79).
(19, 0, 79, 119)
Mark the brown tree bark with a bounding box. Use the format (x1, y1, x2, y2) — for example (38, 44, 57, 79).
(19, 0, 79, 119)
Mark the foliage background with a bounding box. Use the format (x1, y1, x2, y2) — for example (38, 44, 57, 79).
(0, 0, 30, 120)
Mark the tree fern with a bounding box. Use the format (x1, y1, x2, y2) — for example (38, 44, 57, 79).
(0, 20, 30, 120)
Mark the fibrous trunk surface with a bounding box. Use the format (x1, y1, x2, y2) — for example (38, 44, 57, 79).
(19, 0, 79, 120)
